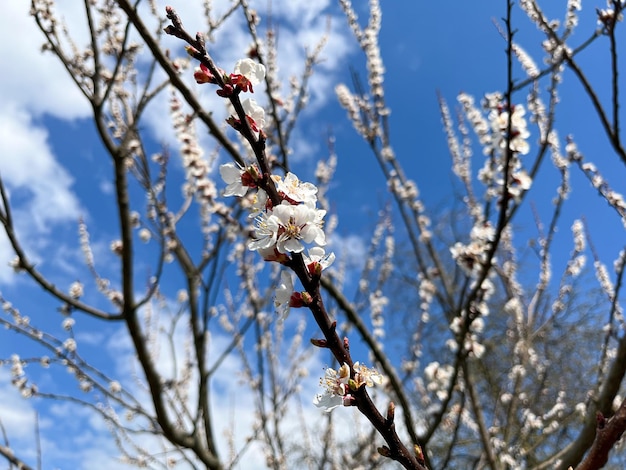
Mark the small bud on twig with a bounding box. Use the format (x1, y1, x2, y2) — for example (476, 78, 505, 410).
(310, 338, 328, 348)
(386, 401, 395, 425)
(185, 45, 198, 57)
(165, 6, 183, 29)
(378, 446, 392, 458)
(415, 444, 425, 464)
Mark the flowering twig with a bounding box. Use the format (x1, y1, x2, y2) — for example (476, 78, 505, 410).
(163, 6, 426, 469)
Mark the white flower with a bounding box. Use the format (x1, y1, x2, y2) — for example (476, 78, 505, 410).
(233, 58, 266, 87)
(244, 188, 268, 217)
(177, 289, 189, 303)
(219, 162, 248, 197)
(8, 257, 24, 273)
(248, 202, 326, 254)
(79, 380, 93, 392)
(248, 211, 280, 251)
(69, 281, 84, 299)
(303, 246, 336, 273)
(62, 318, 75, 331)
(273, 172, 318, 204)
(314, 363, 351, 412)
(242, 98, 266, 130)
(353, 362, 383, 388)
(129, 211, 140, 227)
(138, 228, 151, 243)
(313, 391, 345, 412)
(110, 240, 123, 256)
(513, 170, 532, 190)
(598, 6, 624, 28)
(10, 355, 23, 377)
(63, 338, 77, 353)
(109, 381, 122, 393)
(272, 202, 326, 254)
(470, 222, 495, 242)
(274, 270, 294, 319)
(313, 362, 383, 412)
(21, 386, 36, 399)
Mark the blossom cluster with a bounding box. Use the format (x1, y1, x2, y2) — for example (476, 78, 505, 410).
(194, 58, 267, 135)
(210, 58, 334, 318)
(202, 55, 380, 414)
(597, 0, 625, 32)
(313, 362, 383, 412)
(9, 354, 37, 399)
(458, 92, 533, 203)
(450, 221, 495, 276)
(221, 167, 332, 258)
(483, 92, 531, 156)
(210, 57, 383, 412)
(220, 164, 335, 317)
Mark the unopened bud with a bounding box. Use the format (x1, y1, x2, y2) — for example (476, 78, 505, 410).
(310, 338, 328, 348)
(308, 261, 323, 277)
(378, 446, 391, 458)
(415, 444, 425, 464)
(289, 292, 305, 308)
(226, 116, 240, 130)
(217, 84, 235, 97)
(386, 402, 395, 422)
(184, 45, 198, 57)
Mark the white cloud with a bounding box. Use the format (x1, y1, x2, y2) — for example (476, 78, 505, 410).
(0, 4, 89, 284)
(0, 3, 90, 120)
(267, 0, 332, 24)
(0, 108, 80, 227)
(0, 370, 39, 466)
(0, 106, 81, 283)
(329, 232, 368, 268)
(0, 371, 37, 440)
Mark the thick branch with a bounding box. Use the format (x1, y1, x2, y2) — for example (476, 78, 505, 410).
(577, 400, 626, 470)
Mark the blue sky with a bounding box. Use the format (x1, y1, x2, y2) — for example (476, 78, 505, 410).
(1, 1, 625, 469)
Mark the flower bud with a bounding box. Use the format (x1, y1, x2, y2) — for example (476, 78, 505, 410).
(184, 45, 198, 57)
(378, 446, 392, 458)
(310, 338, 328, 348)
